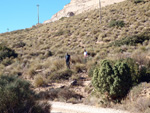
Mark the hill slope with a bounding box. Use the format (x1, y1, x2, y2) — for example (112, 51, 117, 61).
(0, 1, 150, 112)
(0, 0, 149, 58)
(44, 0, 126, 23)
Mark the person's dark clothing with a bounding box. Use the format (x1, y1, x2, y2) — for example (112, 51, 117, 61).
(65, 54, 70, 69)
(66, 54, 70, 62)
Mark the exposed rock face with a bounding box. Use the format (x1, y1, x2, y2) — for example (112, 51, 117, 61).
(44, 0, 125, 24)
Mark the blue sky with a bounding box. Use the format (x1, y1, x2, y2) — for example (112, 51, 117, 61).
(0, 0, 70, 33)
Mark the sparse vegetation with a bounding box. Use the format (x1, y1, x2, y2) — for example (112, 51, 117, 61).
(49, 69, 73, 81)
(0, 0, 149, 112)
(38, 87, 82, 103)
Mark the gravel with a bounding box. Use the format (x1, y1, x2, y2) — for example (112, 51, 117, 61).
(50, 101, 130, 113)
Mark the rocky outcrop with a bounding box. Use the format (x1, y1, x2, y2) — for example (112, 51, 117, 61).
(44, 0, 125, 24)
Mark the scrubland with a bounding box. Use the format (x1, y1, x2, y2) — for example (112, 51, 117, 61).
(0, 0, 150, 112)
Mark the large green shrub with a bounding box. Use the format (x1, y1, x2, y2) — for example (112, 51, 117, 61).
(0, 45, 18, 61)
(111, 61, 132, 99)
(0, 76, 50, 113)
(92, 60, 132, 100)
(92, 60, 113, 94)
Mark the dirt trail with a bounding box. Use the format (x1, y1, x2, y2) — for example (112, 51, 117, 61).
(50, 101, 130, 113)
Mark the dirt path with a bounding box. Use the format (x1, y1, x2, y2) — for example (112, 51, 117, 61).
(50, 101, 130, 113)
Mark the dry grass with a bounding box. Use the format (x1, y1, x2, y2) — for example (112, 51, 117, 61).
(50, 58, 65, 72)
(34, 75, 46, 87)
(133, 97, 150, 113)
(48, 69, 73, 81)
(0, 0, 149, 111)
(74, 63, 86, 73)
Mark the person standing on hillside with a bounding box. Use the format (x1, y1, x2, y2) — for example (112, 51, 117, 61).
(84, 49, 88, 58)
(65, 53, 71, 69)
(84, 49, 88, 63)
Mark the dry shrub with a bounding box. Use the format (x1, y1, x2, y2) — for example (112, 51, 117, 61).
(58, 88, 73, 101)
(42, 57, 54, 68)
(86, 60, 96, 69)
(67, 97, 79, 104)
(50, 58, 65, 72)
(124, 83, 150, 112)
(131, 51, 150, 66)
(35, 63, 43, 70)
(1, 57, 13, 66)
(34, 101, 51, 113)
(37, 91, 52, 100)
(83, 91, 104, 106)
(27, 67, 37, 78)
(44, 50, 52, 58)
(74, 63, 86, 73)
(38, 88, 59, 100)
(133, 97, 150, 113)
(128, 83, 144, 102)
(49, 69, 73, 81)
(34, 75, 46, 87)
(37, 87, 82, 103)
(107, 52, 131, 61)
(57, 88, 82, 102)
(71, 55, 83, 64)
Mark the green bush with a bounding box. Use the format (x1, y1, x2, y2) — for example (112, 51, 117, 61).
(112, 33, 150, 46)
(88, 65, 97, 77)
(92, 60, 132, 100)
(143, 68, 150, 82)
(112, 60, 132, 99)
(0, 45, 18, 61)
(124, 58, 146, 85)
(0, 76, 50, 113)
(92, 60, 113, 96)
(109, 20, 125, 28)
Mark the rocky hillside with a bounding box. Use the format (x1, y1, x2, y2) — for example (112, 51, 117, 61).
(0, 0, 150, 113)
(0, 0, 149, 59)
(44, 0, 125, 23)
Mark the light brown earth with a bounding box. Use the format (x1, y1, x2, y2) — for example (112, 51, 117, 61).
(50, 101, 130, 113)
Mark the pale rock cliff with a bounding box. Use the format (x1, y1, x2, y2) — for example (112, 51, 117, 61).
(44, 0, 125, 24)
